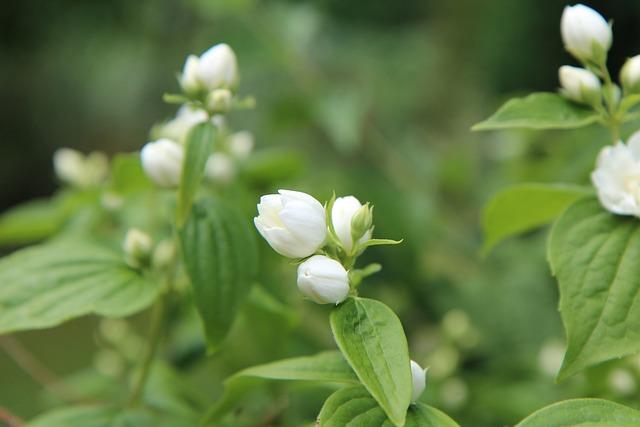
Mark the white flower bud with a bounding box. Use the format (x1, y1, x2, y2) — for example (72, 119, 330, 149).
(296, 255, 349, 304)
(621, 55, 640, 93)
(561, 4, 612, 61)
(205, 152, 235, 183)
(53, 148, 108, 188)
(140, 139, 184, 188)
(152, 239, 176, 270)
(229, 131, 254, 159)
(206, 88, 232, 113)
(123, 228, 153, 268)
(331, 196, 372, 252)
(159, 106, 209, 144)
(197, 43, 238, 90)
(558, 66, 601, 105)
(180, 55, 201, 93)
(591, 132, 640, 217)
(254, 190, 327, 258)
(411, 360, 427, 403)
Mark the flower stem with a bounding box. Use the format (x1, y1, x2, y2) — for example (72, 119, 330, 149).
(127, 292, 166, 406)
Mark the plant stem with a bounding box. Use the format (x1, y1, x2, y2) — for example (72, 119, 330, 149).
(599, 62, 621, 142)
(127, 293, 167, 406)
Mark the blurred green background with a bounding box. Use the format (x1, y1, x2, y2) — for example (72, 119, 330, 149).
(3, 1, 640, 426)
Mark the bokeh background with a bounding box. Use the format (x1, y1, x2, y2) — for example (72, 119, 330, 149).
(2, 1, 640, 426)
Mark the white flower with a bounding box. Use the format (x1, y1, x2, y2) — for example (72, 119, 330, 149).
(410, 360, 427, 403)
(254, 190, 327, 258)
(296, 255, 349, 304)
(205, 152, 235, 183)
(561, 4, 612, 61)
(123, 228, 153, 268)
(621, 55, 640, 93)
(53, 148, 108, 188)
(159, 106, 209, 144)
(229, 131, 254, 159)
(180, 43, 238, 93)
(140, 139, 184, 188)
(591, 132, 640, 217)
(331, 196, 372, 252)
(558, 66, 601, 105)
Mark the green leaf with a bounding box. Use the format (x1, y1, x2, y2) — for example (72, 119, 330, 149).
(482, 183, 591, 254)
(318, 386, 459, 427)
(515, 398, 640, 427)
(200, 351, 358, 425)
(177, 122, 215, 227)
(548, 197, 640, 380)
(179, 198, 258, 351)
(0, 239, 160, 333)
(0, 190, 98, 246)
(108, 153, 153, 194)
(27, 405, 191, 427)
(472, 92, 599, 131)
(330, 297, 412, 427)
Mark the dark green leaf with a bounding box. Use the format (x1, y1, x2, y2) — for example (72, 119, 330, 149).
(318, 386, 459, 427)
(548, 197, 640, 380)
(201, 351, 358, 425)
(177, 122, 215, 227)
(472, 92, 599, 131)
(482, 183, 591, 254)
(515, 398, 640, 427)
(330, 297, 412, 427)
(179, 198, 258, 351)
(0, 239, 160, 333)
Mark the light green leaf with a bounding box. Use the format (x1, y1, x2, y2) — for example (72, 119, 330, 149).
(361, 238, 403, 248)
(179, 198, 258, 351)
(482, 183, 591, 254)
(0, 190, 99, 246)
(472, 92, 599, 131)
(27, 405, 191, 427)
(318, 386, 459, 427)
(515, 398, 640, 427)
(200, 351, 358, 425)
(0, 239, 160, 333)
(108, 153, 153, 194)
(177, 122, 215, 227)
(548, 197, 640, 380)
(330, 297, 412, 427)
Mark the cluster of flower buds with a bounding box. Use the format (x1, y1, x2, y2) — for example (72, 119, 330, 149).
(122, 228, 176, 269)
(558, 4, 640, 108)
(53, 148, 108, 188)
(254, 189, 397, 305)
(140, 43, 255, 189)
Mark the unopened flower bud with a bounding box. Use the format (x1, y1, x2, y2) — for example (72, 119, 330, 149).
(158, 106, 208, 144)
(53, 148, 108, 188)
(205, 152, 235, 183)
(140, 139, 184, 188)
(229, 131, 254, 159)
(297, 255, 349, 304)
(621, 55, 640, 94)
(254, 190, 327, 258)
(180, 55, 201, 94)
(410, 360, 427, 403)
(350, 203, 373, 246)
(561, 4, 612, 62)
(123, 228, 153, 268)
(206, 89, 232, 113)
(559, 66, 601, 105)
(332, 196, 372, 253)
(197, 43, 238, 90)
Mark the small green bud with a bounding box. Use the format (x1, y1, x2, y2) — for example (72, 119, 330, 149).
(206, 88, 232, 114)
(123, 228, 153, 268)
